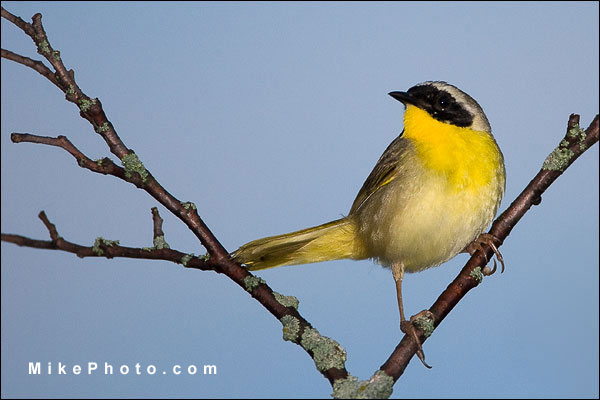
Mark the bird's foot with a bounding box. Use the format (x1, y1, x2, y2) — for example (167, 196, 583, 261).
(400, 310, 434, 369)
(465, 233, 505, 275)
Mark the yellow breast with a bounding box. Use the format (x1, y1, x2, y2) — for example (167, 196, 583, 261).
(354, 105, 505, 271)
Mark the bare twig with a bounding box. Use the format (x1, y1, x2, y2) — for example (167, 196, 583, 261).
(10, 133, 130, 179)
(0, 48, 60, 88)
(38, 211, 59, 240)
(151, 207, 166, 239)
(1, 7, 35, 36)
(1, 211, 214, 270)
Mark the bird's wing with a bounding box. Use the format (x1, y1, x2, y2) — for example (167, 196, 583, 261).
(349, 134, 408, 214)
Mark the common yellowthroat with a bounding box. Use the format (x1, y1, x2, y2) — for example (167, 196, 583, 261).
(233, 81, 505, 365)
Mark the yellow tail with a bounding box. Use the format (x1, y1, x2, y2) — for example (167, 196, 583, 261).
(232, 218, 367, 271)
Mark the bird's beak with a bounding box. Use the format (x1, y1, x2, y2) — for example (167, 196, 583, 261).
(388, 91, 414, 106)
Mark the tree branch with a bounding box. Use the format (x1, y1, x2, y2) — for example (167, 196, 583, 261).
(1, 6, 350, 387)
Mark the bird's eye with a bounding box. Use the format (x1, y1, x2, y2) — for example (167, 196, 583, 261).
(436, 94, 451, 110)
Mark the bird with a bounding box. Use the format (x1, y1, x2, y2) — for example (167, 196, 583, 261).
(232, 81, 506, 366)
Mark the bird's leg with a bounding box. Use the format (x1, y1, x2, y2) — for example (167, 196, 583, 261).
(464, 233, 505, 276)
(392, 262, 432, 369)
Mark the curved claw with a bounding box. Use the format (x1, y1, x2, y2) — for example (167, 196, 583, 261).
(466, 233, 505, 275)
(487, 240, 505, 273)
(401, 319, 432, 369)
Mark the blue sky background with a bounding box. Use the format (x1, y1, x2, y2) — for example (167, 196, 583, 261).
(1, 2, 598, 398)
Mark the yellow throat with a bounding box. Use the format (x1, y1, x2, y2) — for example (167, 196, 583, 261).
(403, 105, 502, 192)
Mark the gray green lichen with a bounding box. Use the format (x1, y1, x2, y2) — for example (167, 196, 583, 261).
(568, 125, 588, 151)
(78, 98, 97, 113)
(95, 122, 110, 133)
(273, 292, 299, 310)
(37, 40, 50, 54)
(541, 125, 587, 171)
(121, 153, 149, 183)
(300, 327, 346, 372)
(153, 235, 170, 249)
(280, 315, 300, 343)
(332, 370, 394, 399)
(51, 50, 61, 61)
(66, 85, 75, 96)
(470, 266, 483, 284)
(333, 376, 361, 399)
(568, 125, 585, 139)
(412, 313, 435, 339)
(65, 85, 76, 101)
(243, 276, 266, 293)
(542, 147, 574, 171)
(180, 253, 194, 266)
(198, 253, 210, 262)
(92, 237, 120, 256)
(181, 201, 197, 211)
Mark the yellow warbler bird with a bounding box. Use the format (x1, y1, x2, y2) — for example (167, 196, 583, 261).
(233, 81, 505, 364)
